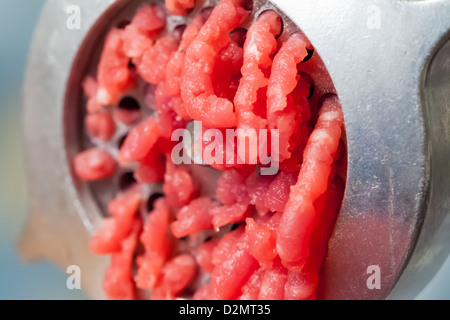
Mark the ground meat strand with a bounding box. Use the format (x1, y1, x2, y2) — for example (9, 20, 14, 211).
(102, 219, 142, 300)
(117, 116, 161, 163)
(137, 36, 179, 85)
(97, 29, 136, 105)
(258, 260, 288, 300)
(276, 95, 344, 270)
(238, 267, 264, 300)
(163, 161, 196, 208)
(180, 0, 249, 128)
(234, 10, 282, 162)
(121, 4, 166, 58)
(196, 238, 220, 274)
(164, 15, 205, 119)
(151, 254, 198, 299)
(267, 33, 309, 161)
(90, 186, 141, 255)
(171, 197, 216, 238)
(245, 213, 280, 269)
(136, 198, 172, 289)
(282, 176, 344, 299)
(211, 230, 259, 299)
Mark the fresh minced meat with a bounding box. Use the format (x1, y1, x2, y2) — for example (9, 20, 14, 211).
(74, 0, 346, 300)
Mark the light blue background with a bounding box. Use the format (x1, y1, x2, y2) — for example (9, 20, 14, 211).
(0, 0, 447, 300)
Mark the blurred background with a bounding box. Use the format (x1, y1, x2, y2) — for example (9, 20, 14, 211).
(0, 0, 448, 300)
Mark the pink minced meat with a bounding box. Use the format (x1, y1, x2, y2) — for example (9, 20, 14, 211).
(75, 0, 347, 300)
(276, 95, 345, 270)
(180, 0, 249, 128)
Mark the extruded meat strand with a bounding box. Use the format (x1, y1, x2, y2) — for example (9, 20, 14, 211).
(152, 83, 189, 139)
(128, 4, 166, 37)
(163, 15, 206, 120)
(278, 73, 313, 171)
(103, 219, 142, 300)
(134, 151, 166, 184)
(90, 186, 141, 255)
(121, 4, 165, 62)
(117, 116, 160, 163)
(136, 36, 179, 85)
(121, 24, 153, 60)
(216, 169, 250, 205)
(276, 95, 344, 270)
(239, 267, 264, 300)
(234, 10, 282, 162)
(140, 198, 171, 253)
(180, 0, 249, 128)
(165, 14, 205, 97)
(212, 169, 252, 229)
(264, 171, 298, 213)
(199, 125, 257, 171)
(196, 238, 220, 274)
(163, 161, 196, 207)
(210, 202, 252, 230)
(211, 232, 259, 299)
(171, 197, 216, 238)
(212, 38, 244, 102)
(151, 254, 198, 299)
(136, 198, 172, 289)
(245, 213, 282, 269)
(308, 175, 345, 272)
(235, 10, 281, 126)
(97, 29, 136, 105)
(267, 33, 309, 161)
(267, 33, 308, 113)
(283, 176, 345, 298)
(245, 217, 277, 269)
(258, 260, 288, 300)
(284, 265, 318, 300)
(245, 172, 275, 214)
(211, 228, 243, 268)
